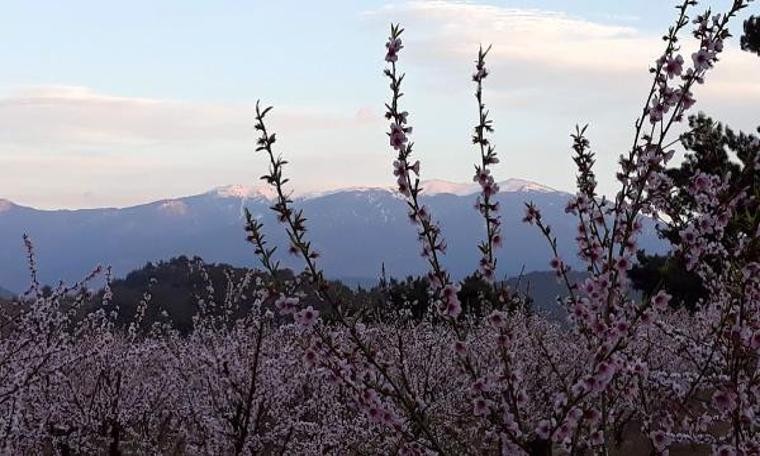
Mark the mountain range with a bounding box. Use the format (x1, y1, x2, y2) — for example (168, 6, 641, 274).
(0, 179, 667, 292)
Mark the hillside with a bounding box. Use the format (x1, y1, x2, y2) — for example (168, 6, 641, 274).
(0, 286, 14, 300)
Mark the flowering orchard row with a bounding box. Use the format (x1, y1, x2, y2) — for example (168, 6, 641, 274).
(3, 0, 759, 454)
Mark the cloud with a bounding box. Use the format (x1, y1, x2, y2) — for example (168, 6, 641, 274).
(0, 85, 380, 148)
(368, 2, 651, 72)
(365, 1, 759, 98)
(0, 86, 387, 208)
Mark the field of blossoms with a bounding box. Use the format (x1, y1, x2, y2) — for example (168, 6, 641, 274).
(2, 1, 759, 455)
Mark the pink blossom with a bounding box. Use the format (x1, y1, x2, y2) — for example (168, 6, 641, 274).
(712, 388, 737, 413)
(487, 310, 508, 329)
(664, 54, 684, 78)
(385, 37, 403, 62)
(750, 331, 760, 351)
(523, 205, 540, 224)
(295, 306, 319, 329)
(651, 430, 672, 451)
(714, 445, 736, 456)
(409, 160, 420, 176)
(443, 295, 461, 318)
(473, 397, 489, 416)
(651, 290, 672, 311)
(389, 122, 408, 150)
(492, 233, 503, 247)
(274, 295, 299, 315)
(535, 419, 553, 440)
(692, 49, 715, 71)
(471, 378, 491, 393)
(681, 90, 696, 110)
(649, 97, 668, 123)
(303, 349, 319, 367)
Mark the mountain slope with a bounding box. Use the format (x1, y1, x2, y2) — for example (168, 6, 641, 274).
(0, 179, 666, 291)
(0, 285, 14, 300)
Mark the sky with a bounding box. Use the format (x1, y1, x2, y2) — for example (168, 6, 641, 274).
(0, 0, 758, 209)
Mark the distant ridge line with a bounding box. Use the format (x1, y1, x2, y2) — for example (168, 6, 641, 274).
(1, 178, 565, 212)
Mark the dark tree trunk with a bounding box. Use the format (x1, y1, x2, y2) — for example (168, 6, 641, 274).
(529, 438, 552, 456)
(109, 421, 121, 456)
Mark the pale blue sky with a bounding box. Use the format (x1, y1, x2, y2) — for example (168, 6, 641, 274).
(0, 1, 757, 208)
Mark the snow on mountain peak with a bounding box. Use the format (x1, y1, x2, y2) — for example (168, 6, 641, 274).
(210, 178, 557, 202)
(418, 178, 556, 196)
(0, 199, 13, 213)
(419, 180, 478, 196)
(213, 184, 279, 201)
(498, 178, 555, 193)
(158, 200, 189, 215)
(299, 186, 395, 200)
